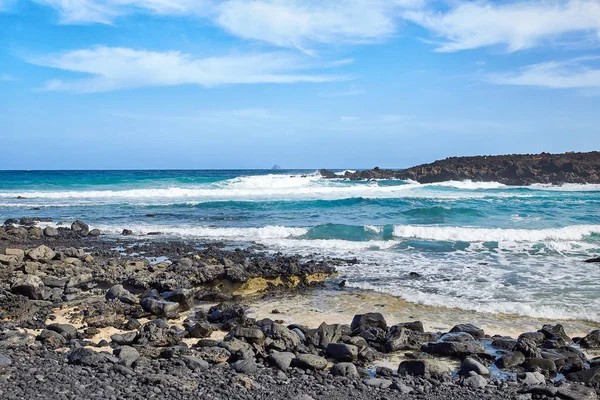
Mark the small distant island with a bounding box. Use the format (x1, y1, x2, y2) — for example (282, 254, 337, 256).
(321, 151, 600, 185)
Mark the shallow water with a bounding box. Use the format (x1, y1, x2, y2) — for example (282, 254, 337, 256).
(1, 169, 599, 321)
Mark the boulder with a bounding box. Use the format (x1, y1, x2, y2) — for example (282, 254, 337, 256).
(450, 324, 485, 339)
(539, 324, 571, 343)
(188, 323, 214, 339)
(195, 347, 231, 364)
(5, 248, 25, 262)
(11, 275, 46, 300)
(399, 359, 452, 377)
(567, 366, 600, 387)
(88, 229, 101, 237)
(263, 323, 301, 351)
(556, 383, 598, 400)
(38, 329, 67, 348)
(364, 378, 392, 389)
(421, 341, 484, 357)
(269, 351, 295, 371)
(385, 326, 422, 352)
(464, 375, 488, 389)
(523, 358, 557, 375)
(350, 313, 387, 333)
(516, 336, 542, 358)
(111, 332, 138, 346)
(330, 362, 359, 378)
(306, 323, 343, 348)
(230, 326, 265, 344)
(181, 356, 209, 371)
(122, 229, 133, 236)
(518, 372, 546, 385)
(71, 220, 89, 235)
(115, 346, 139, 367)
(105, 285, 137, 305)
(43, 227, 59, 237)
(46, 323, 78, 340)
(293, 354, 328, 370)
(219, 339, 254, 360)
(580, 330, 600, 349)
(391, 321, 424, 333)
(231, 358, 258, 374)
(67, 347, 107, 367)
(161, 289, 194, 311)
(140, 298, 180, 319)
(326, 343, 358, 361)
(495, 351, 526, 369)
(441, 332, 475, 342)
(492, 337, 517, 350)
(458, 357, 490, 377)
(26, 245, 55, 262)
(0, 354, 12, 368)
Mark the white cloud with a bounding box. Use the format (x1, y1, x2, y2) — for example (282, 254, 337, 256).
(215, 0, 423, 50)
(488, 57, 600, 89)
(405, 0, 600, 52)
(31, 0, 425, 49)
(32, 0, 211, 23)
(29, 46, 346, 93)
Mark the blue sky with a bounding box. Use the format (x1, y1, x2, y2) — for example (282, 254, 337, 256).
(1, 0, 599, 169)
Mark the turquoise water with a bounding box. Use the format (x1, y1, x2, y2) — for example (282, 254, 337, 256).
(1, 169, 600, 321)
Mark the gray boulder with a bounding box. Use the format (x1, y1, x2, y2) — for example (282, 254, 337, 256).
(106, 285, 137, 305)
(495, 351, 526, 369)
(330, 362, 359, 378)
(458, 357, 490, 377)
(43, 227, 59, 237)
(269, 351, 295, 371)
(140, 298, 180, 319)
(11, 275, 46, 300)
(464, 375, 488, 389)
(351, 313, 387, 333)
(231, 358, 258, 374)
(450, 324, 485, 339)
(26, 245, 55, 262)
(399, 359, 452, 377)
(115, 346, 139, 367)
(326, 343, 358, 361)
(71, 220, 90, 235)
(293, 354, 328, 370)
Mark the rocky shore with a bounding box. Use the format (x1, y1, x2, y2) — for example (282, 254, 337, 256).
(2, 219, 600, 399)
(320, 151, 600, 185)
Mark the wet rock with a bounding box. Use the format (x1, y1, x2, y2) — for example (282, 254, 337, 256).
(326, 343, 358, 361)
(421, 341, 484, 357)
(441, 332, 475, 342)
(269, 351, 295, 371)
(450, 324, 485, 339)
(26, 245, 55, 262)
(519, 332, 546, 345)
(495, 351, 526, 369)
(523, 358, 557, 375)
(580, 330, 600, 349)
(122, 229, 133, 236)
(567, 366, 600, 387)
(516, 336, 542, 358)
(492, 337, 517, 350)
(105, 285, 137, 305)
(71, 220, 90, 235)
(330, 362, 359, 378)
(539, 324, 571, 343)
(293, 354, 328, 370)
(458, 357, 490, 377)
(350, 313, 387, 333)
(11, 275, 46, 300)
(43, 227, 59, 237)
(399, 359, 452, 377)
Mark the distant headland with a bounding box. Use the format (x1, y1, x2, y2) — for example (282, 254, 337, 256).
(321, 151, 600, 185)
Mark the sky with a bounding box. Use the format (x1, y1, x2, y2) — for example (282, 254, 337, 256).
(1, 0, 600, 170)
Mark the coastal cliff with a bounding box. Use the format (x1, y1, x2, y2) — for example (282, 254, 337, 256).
(321, 151, 600, 185)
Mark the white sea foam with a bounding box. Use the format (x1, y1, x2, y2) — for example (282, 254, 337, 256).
(425, 180, 508, 190)
(392, 224, 600, 242)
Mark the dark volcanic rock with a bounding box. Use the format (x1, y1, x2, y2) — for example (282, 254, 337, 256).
(321, 152, 600, 185)
(71, 220, 90, 236)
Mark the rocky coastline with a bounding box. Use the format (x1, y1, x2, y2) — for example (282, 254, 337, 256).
(320, 151, 600, 185)
(2, 220, 600, 399)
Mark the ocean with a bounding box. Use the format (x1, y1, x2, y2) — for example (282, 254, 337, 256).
(1, 169, 599, 322)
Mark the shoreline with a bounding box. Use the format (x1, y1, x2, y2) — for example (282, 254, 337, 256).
(2, 220, 600, 399)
